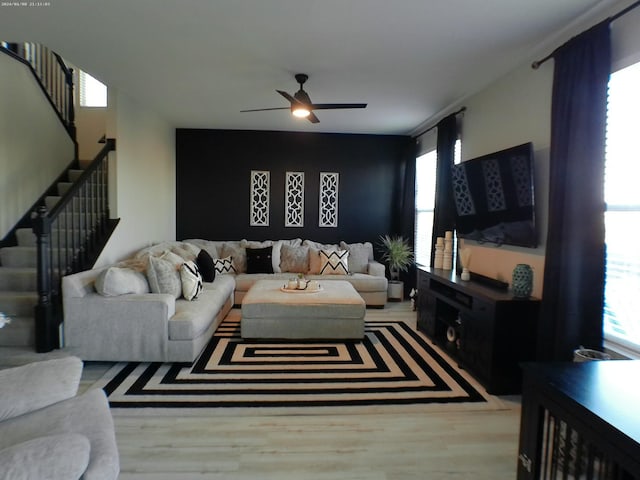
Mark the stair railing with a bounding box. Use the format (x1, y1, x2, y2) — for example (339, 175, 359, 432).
(0, 41, 76, 141)
(34, 138, 116, 352)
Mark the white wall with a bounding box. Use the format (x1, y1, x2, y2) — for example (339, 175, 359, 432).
(0, 52, 75, 239)
(450, 0, 640, 298)
(75, 107, 107, 161)
(95, 88, 175, 266)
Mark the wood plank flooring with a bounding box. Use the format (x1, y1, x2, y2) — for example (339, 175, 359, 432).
(2, 302, 523, 479)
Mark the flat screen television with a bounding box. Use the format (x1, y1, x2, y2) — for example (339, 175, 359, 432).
(451, 142, 537, 248)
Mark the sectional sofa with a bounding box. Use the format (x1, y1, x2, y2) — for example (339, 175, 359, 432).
(62, 239, 388, 363)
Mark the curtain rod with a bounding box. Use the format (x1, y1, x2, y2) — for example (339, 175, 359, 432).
(413, 106, 466, 139)
(532, 0, 640, 69)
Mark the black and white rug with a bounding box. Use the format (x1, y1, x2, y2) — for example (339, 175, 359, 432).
(94, 312, 504, 414)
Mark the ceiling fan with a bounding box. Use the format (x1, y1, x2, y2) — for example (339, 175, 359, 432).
(240, 73, 367, 123)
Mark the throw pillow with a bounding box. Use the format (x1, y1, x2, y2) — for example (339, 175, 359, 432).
(271, 238, 303, 273)
(339, 241, 373, 274)
(146, 256, 182, 298)
(220, 242, 246, 273)
(279, 244, 309, 273)
(213, 256, 236, 275)
(196, 249, 216, 282)
(160, 250, 185, 269)
(246, 246, 274, 274)
(319, 249, 349, 275)
(303, 240, 340, 251)
(95, 267, 150, 296)
(180, 261, 203, 301)
(307, 247, 323, 274)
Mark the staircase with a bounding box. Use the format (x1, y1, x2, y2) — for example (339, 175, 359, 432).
(1, 41, 118, 352)
(0, 166, 87, 347)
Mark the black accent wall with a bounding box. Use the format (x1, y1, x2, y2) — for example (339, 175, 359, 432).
(176, 129, 413, 252)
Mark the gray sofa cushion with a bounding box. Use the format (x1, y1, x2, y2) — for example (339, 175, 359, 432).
(340, 241, 374, 274)
(169, 275, 235, 340)
(0, 357, 82, 422)
(0, 433, 90, 480)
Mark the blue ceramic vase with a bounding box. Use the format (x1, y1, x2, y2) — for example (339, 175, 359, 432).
(512, 264, 533, 298)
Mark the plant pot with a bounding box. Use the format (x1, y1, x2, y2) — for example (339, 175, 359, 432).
(388, 280, 404, 301)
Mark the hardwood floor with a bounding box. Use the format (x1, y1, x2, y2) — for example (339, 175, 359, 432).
(2, 302, 523, 479)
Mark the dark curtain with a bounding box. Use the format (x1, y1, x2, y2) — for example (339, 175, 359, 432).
(430, 114, 458, 266)
(395, 139, 418, 293)
(537, 21, 611, 361)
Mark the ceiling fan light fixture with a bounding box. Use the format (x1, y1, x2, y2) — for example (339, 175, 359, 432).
(292, 106, 311, 118)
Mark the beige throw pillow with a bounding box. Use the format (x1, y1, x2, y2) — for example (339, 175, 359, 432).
(146, 256, 182, 298)
(279, 244, 309, 273)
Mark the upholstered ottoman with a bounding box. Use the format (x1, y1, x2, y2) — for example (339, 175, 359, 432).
(241, 279, 366, 339)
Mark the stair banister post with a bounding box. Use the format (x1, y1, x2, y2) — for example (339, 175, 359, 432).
(66, 67, 76, 139)
(33, 205, 57, 352)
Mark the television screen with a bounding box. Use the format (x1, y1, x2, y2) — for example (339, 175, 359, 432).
(451, 142, 537, 248)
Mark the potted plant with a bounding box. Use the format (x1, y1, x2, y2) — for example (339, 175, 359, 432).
(378, 235, 414, 300)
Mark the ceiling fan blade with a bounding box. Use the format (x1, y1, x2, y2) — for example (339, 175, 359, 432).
(240, 107, 290, 112)
(276, 89, 304, 106)
(311, 103, 367, 110)
(307, 112, 320, 123)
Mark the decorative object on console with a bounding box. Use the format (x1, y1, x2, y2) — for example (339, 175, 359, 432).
(434, 237, 444, 269)
(512, 263, 533, 298)
(443, 230, 453, 270)
(285, 171, 305, 227)
(459, 245, 472, 281)
(250, 170, 270, 226)
(319, 172, 339, 227)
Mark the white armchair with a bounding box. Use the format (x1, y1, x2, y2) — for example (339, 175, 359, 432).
(0, 356, 119, 480)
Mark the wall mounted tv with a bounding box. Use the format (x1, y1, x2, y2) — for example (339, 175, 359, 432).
(451, 142, 537, 248)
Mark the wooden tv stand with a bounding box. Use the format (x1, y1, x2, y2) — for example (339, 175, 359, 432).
(416, 266, 540, 394)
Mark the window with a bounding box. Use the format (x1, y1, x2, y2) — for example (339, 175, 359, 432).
(414, 139, 461, 267)
(79, 70, 107, 107)
(415, 149, 437, 266)
(603, 61, 640, 355)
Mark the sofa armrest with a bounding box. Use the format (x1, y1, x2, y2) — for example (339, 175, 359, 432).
(63, 293, 176, 362)
(368, 260, 386, 278)
(0, 357, 83, 421)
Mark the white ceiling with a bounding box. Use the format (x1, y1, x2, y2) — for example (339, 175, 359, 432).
(1, 0, 614, 135)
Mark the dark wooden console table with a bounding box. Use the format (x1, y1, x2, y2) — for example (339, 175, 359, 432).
(517, 361, 640, 479)
(416, 266, 540, 394)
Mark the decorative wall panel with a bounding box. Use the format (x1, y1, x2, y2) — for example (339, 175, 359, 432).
(250, 170, 270, 226)
(285, 171, 304, 227)
(319, 172, 339, 227)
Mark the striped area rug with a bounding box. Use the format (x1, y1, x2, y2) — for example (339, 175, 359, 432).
(94, 310, 504, 414)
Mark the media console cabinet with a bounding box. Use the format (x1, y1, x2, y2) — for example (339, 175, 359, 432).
(416, 266, 540, 394)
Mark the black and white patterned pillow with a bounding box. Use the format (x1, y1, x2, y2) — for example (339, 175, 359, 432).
(180, 261, 203, 301)
(319, 249, 349, 275)
(213, 256, 236, 275)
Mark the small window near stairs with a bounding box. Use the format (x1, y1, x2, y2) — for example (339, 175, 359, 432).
(79, 70, 107, 107)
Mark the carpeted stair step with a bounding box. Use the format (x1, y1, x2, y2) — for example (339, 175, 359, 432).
(16, 227, 90, 248)
(0, 315, 35, 347)
(0, 247, 37, 268)
(44, 195, 87, 211)
(0, 291, 38, 317)
(0, 267, 37, 291)
(56, 182, 101, 198)
(68, 169, 85, 182)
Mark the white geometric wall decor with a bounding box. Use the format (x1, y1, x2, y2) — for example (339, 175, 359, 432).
(250, 170, 270, 226)
(285, 171, 305, 227)
(319, 172, 339, 227)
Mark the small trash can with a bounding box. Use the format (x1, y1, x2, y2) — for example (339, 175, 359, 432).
(573, 348, 611, 362)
